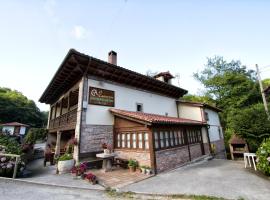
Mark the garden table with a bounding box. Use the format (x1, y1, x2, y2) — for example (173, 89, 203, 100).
(96, 153, 117, 172)
(244, 152, 257, 171)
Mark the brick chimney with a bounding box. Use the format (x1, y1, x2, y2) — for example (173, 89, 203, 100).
(108, 51, 117, 65)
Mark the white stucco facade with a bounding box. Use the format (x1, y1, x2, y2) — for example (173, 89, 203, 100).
(204, 108, 223, 142)
(177, 102, 223, 142)
(178, 104, 202, 122)
(86, 78, 178, 125)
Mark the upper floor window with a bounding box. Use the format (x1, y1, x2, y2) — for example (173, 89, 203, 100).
(136, 103, 143, 112)
(204, 112, 209, 121)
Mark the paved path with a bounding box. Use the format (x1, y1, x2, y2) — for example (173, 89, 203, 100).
(0, 179, 108, 200)
(120, 159, 270, 200)
(21, 159, 104, 190)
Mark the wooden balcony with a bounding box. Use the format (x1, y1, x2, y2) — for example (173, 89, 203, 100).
(48, 109, 77, 132)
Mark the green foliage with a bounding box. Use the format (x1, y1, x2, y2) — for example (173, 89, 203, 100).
(256, 138, 270, 176)
(0, 135, 22, 155)
(194, 56, 261, 112)
(194, 56, 263, 151)
(58, 153, 73, 161)
(181, 94, 216, 107)
(262, 78, 270, 88)
(128, 159, 138, 167)
(24, 128, 47, 144)
(0, 87, 48, 127)
(227, 104, 270, 150)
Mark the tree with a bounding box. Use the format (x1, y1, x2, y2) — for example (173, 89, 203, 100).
(0, 87, 47, 127)
(194, 56, 266, 152)
(181, 94, 216, 107)
(227, 103, 270, 151)
(194, 56, 261, 125)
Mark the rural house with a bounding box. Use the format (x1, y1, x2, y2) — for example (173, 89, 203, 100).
(1, 122, 29, 136)
(39, 49, 212, 173)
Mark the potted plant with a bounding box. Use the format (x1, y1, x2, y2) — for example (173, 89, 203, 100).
(102, 143, 111, 154)
(85, 172, 97, 184)
(140, 165, 146, 174)
(128, 159, 138, 172)
(145, 166, 152, 175)
(57, 153, 75, 174)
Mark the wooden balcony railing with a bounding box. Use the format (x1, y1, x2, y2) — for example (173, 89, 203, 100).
(49, 109, 77, 131)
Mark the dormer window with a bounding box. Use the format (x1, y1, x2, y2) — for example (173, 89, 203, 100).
(136, 103, 143, 112)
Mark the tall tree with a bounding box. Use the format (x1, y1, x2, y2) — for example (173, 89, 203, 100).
(0, 87, 47, 127)
(194, 56, 261, 125)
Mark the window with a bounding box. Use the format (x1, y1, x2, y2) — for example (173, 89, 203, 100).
(116, 132, 149, 150)
(174, 131, 179, 146)
(138, 133, 143, 148)
(117, 134, 121, 147)
(160, 131, 164, 148)
(165, 131, 169, 147)
(132, 133, 137, 148)
(170, 131, 174, 146)
(144, 133, 149, 149)
(204, 112, 209, 121)
(154, 131, 159, 149)
(121, 134, 126, 148)
(127, 133, 131, 148)
(136, 103, 143, 112)
(218, 127, 222, 139)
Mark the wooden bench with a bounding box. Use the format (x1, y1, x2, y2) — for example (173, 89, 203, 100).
(114, 158, 128, 169)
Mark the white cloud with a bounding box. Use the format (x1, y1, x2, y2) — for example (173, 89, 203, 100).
(70, 25, 88, 40)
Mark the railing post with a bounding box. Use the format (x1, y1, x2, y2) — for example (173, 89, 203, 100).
(12, 156, 19, 179)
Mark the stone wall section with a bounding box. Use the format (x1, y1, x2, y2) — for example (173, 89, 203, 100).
(190, 143, 202, 160)
(80, 125, 113, 153)
(155, 146, 190, 173)
(114, 150, 151, 167)
(212, 139, 226, 159)
(204, 143, 210, 155)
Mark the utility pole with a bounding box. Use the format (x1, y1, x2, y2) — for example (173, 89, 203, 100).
(256, 64, 270, 120)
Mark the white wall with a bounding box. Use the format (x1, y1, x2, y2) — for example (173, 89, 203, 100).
(204, 108, 223, 142)
(178, 104, 203, 121)
(86, 79, 178, 125)
(2, 126, 14, 135)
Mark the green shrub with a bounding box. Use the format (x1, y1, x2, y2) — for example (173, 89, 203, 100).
(128, 159, 138, 167)
(256, 138, 270, 176)
(58, 153, 73, 161)
(0, 135, 22, 155)
(24, 128, 47, 144)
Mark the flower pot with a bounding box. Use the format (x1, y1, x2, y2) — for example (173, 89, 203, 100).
(141, 168, 146, 174)
(57, 159, 75, 174)
(129, 166, 136, 172)
(104, 149, 110, 154)
(146, 169, 151, 175)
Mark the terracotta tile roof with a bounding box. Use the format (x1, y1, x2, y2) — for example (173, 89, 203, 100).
(110, 108, 205, 125)
(1, 122, 29, 127)
(229, 135, 247, 145)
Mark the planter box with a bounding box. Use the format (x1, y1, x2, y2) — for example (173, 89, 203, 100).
(58, 159, 75, 174)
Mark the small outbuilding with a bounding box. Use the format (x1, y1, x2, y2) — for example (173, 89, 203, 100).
(1, 122, 29, 136)
(229, 134, 249, 160)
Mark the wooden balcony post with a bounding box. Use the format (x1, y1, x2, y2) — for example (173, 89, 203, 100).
(60, 98, 63, 116)
(55, 131, 62, 158)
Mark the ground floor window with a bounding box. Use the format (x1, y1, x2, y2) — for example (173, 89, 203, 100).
(153, 128, 202, 150)
(115, 131, 149, 150)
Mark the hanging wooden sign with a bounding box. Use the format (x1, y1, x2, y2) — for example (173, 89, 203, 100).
(89, 87, 115, 107)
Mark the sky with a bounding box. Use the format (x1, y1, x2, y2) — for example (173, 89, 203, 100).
(1, 0, 270, 111)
